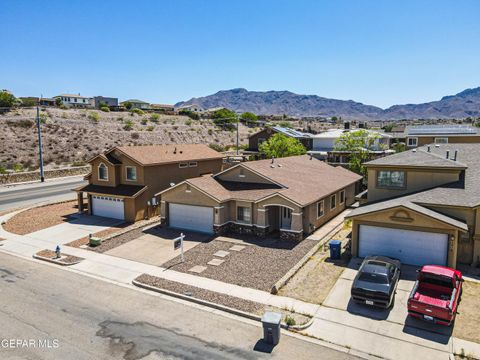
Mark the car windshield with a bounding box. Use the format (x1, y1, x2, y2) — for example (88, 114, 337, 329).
(358, 272, 389, 284)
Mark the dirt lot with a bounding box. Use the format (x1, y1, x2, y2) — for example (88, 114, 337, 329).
(453, 280, 480, 343)
(277, 227, 351, 304)
(3, 201, 78, 235)
(162, 236, 319, 292)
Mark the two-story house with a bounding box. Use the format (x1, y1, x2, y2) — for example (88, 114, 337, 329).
(75, 144, 224, 222)
(346, 143, 480, 269)
(54, 93, 93, 108)
(157, 155, 361, 240)
(404, 124, 480, 148)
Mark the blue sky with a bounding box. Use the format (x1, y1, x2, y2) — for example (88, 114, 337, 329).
(1, 0, 479, 108)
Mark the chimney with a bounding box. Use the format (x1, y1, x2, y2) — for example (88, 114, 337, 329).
(454, 150, 458, 161)
(344, 122, 350, 130)
(271, 156, 275, 164)
(427, 145, 431, 152)
(446, 150, 450, 159)
(173, 147, 177, 154)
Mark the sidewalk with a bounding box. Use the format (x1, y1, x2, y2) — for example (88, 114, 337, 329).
(1, 209, 480, 360)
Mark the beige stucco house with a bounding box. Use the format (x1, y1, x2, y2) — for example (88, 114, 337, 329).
(404, 124, 480, 148)
(347, 143, 480, 269)
(75, 144, 223, 222)
(157, 155, 362, 240)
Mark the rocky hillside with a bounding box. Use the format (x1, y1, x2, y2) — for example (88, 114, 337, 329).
(176, 87, 480, 120)
(0, 108, 257, 171)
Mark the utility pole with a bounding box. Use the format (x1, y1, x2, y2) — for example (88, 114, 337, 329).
(236, 117, 239, 155)
(37, 96, 45, 182)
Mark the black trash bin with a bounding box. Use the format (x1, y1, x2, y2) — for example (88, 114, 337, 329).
(329, 240, 342, 260)
(261, 311, 282, 345)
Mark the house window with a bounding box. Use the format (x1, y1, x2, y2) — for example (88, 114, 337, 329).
(330, 194, 336, 210)
(407, 137, 418, 147)
(237, 206, 251, 222)
(435, 137, 449, 144)
(189, 161, 198, 167)
(98, 163, 108, 181)
(340, 190, 345, 204)
(377, 170, 405, 188)
(179, 163, 188, 168)
(317, 200, 324, 218)
(126, 166, 137, 181)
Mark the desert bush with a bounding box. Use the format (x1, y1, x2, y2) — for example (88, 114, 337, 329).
(12, 163, 23, 172)
(123, 120, 134, 131)
(39, 112, 48, 124)
(130, 108, 145, 116)
(150, 113, 160, 122)
(100, 106, 110, 112)
(117, 116, 124, 122)
(185, 119, 192, 126)
(179, 109, 200, 120)
(284, 315, 296, 326)
(88, 111, 100, 122)
(140, 118, 148, 125)
(208, 129, 213, 135)
(146, 125, 154, 131)
(209, 143, 225, 152)
(0, 165, 6, 174)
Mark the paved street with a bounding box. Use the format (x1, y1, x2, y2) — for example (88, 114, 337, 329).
(0, 252, 359, 360)
(0, 176, 86, 211)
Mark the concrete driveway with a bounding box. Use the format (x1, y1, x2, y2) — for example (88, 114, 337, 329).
(26, 214, 122, 246)
(105, 227, 210, 266)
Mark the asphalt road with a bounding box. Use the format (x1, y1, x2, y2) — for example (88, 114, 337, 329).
(0, 177, 86, 211)
(0, 252, 359, 360)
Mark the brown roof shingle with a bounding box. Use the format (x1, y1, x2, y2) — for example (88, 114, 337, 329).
(112, 144, 223, 166)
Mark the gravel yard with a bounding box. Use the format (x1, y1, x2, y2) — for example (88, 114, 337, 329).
(36, 249, 84, 265)
(3, 201, 78, 235)
(162, 236, 318, 292)
(135, 274, 310, 325)
(453, 280, 480, 343)
(277, 227, 351, 304)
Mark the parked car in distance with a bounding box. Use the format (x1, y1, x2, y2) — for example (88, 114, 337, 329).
(351, 256, 401, 308)
(407, 265, 463, 326)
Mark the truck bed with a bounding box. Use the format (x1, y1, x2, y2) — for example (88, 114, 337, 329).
(412, 283, 452, 309)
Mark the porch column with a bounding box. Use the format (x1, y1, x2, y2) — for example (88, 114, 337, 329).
(447, 231, 458, 269)
(291, 212, 303, 232)
(473, 235, 480, 267)
(160, 200, 166, 223)
(256, 208, 267, 227)
(77, 192, 84, 213)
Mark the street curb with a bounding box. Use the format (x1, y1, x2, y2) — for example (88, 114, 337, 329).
(32, 254, 83, 266)
(132, 279, 313, 331)
(271, 219, 347, 294)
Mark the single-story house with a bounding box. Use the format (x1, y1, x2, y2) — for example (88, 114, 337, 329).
(157, 155, 362, 240)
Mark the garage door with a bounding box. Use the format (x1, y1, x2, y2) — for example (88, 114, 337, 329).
(92, 195, 125, 220)
(358, 225, 448, 266)
(169, 203, 213, 234)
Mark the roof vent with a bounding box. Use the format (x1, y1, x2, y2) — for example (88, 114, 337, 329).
(446, 150, 450, 159)
(412, 149, 417, 153)
(277, 164, 282, 167)
(271, 156, 275, 164)
(454, 150, 458, 161)
(173, 147, 177, 154)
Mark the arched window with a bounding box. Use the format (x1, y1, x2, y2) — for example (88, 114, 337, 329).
(98, 163, 108, 181)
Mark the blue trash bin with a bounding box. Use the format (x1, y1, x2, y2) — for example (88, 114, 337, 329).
(329, 240, 342, 260)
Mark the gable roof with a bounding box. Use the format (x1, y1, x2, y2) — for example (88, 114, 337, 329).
(121, 99, 149, 104)
(272, 126, 312, 139)
(168, 155, 362, 206)
(313, 128, 391, 139)
(365, 146, 467, 169)
(110, 144, 223, 166)
(404, 124, 480, 137)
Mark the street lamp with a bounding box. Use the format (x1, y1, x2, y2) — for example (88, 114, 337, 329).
(37, 96, 45, 182)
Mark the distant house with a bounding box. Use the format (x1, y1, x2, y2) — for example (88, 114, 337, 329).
(404, 124, 480, 148)
(150, 104, 175, 113)
(120, 99, 150, 110)
(176, 104, 205, 113)
(248, 126, 313, 152)
(54, 94, 93, 108)
(93, 96, 118, 108)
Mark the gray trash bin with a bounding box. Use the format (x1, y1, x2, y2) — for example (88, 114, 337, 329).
(261, 311, 282, 345)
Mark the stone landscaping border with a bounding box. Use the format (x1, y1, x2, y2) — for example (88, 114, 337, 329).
(33, 249, 84, 266)
(132, 276, 313, 331)
(271, 220, 347, 294)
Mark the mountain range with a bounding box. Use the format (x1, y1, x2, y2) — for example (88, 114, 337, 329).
(175, 87, 480, 120)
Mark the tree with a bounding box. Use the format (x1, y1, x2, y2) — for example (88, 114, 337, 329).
(382, 123, 394, 132)
(123, 101, 133, 110)
(211, 108, 237, 126)
(55, 97, 63, 107)
(240, 112, 258, 125)
(259, 133, 307, 158)
(0, 90, 17, 108)
(334, 129, 380, 179)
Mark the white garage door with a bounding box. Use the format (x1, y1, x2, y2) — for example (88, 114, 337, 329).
(359, 225, 448, 266)
(92, 195, 125, 220)
(169, 203, 213, 234)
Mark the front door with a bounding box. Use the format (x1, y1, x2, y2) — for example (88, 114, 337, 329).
(280, 207, 292, 229)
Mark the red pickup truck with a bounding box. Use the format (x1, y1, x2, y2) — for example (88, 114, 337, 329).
(407, 265, 463, 326)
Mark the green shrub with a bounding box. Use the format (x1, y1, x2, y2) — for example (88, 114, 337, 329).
(100, 106, 110, 112)
(0, 165, 6, 174)
(131, 132, 140, 139)
(146, 125, 154, 131)
(130, 108, 145, 116)
(12, 163, 23, 172)
(185, 119, 192, 126)
(179, 109, 200, 120)
(39, 112, 48, 124)
(123, 120, 134, 131)
(150, 113, 160, 123)
(209, 143, 225, 152)
(285, 315, 296, 326)
(88, 111, 100, 122)
(72, 161, 86, 167)
(208, 129, 213, 135)
(117, 116, 124, 122)
(141, 118, 148, 125)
